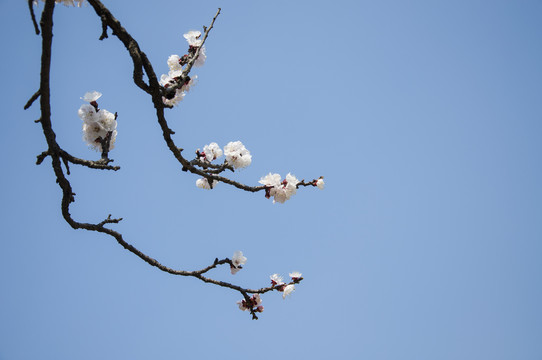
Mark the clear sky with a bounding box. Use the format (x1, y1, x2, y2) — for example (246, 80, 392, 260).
(1, 0, 542, 359)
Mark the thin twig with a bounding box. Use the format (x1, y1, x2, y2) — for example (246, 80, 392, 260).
(24, 89, 41, 110)
(59, 149, 120, 170)
(36, 150, 49, 165)
(100, 131, 112, 161)
(183, 8, 221, 76)
(28, 0, 40, 35)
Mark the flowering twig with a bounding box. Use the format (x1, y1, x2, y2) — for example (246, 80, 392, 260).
(28, 0, 315, 319)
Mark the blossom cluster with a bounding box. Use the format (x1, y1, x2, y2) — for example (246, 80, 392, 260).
(77, 91, 117, 151)
(160, 31, 206, 106)
(230, 249, 261, 313)
(270, 272, 302, 299)
(195, 141, 252, 189)
(259, 173, 300, 204)
(235, 271, 301, 314)
(237, 293, 264, 313)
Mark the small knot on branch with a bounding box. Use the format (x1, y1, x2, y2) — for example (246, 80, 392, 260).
(36, 151, 50, 165)
(24, 90, 41, 110)
(99, 14, 109, 40)
(99, 214, 123, 227)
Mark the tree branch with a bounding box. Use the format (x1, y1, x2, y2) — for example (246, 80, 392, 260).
(27, 0, 40, 35)
(24, 89, 40, 110)
(33, 0, 310, 319)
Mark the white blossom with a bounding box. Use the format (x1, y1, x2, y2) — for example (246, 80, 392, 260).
(230, 250, 246, 275)
(81, 109, 117, 151)
(160, 74, 185, 106)
(81, 91, 102, 103)
(193, 46, 206, 68)
(202, 142, 223, 161)
(78, 93, 117, 151)
(274, 173, 299, 204)
(289, 271, 302, 280)
(184, 30, 203, 46)
(167, 54, 182, 72)
(270, 273, 284, 286)
(282, 284, 295, 299)
(196, 178, 216, 190)
(259, 173, 281, 188)
(316, 178, 325, 190)
(252, 294, 262, 306)
(183, 30, 206, 67)
(224, 141, 252, 169)
(232, 250, 247, 267)
(78, 104, 97, 123)
(259, 173, 299, 203)
(160, 71, 197, 106)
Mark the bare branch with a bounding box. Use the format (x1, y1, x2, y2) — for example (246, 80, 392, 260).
(27, 0, 40, 35)
(98, 214, 123, 226)
(59, 149, 120, 171)
(86, 0, 150, 93)
(24, 89, 41, 110)
(36, 150, 49, 165)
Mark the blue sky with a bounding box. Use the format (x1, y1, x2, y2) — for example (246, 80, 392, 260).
(1, 0, 542, 359)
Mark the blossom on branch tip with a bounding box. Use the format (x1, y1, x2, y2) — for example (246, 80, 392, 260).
(289, 271, 302, 281)
(230, 250, 247, 274)
(316, 178, 325, 190)
(183, 30, 206, 67)
(196, 178, 216, 190)
(224, 141, 252, 169)
(282, 284, 295, 299)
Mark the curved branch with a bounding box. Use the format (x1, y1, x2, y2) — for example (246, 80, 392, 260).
(86, 0, 150, 93)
